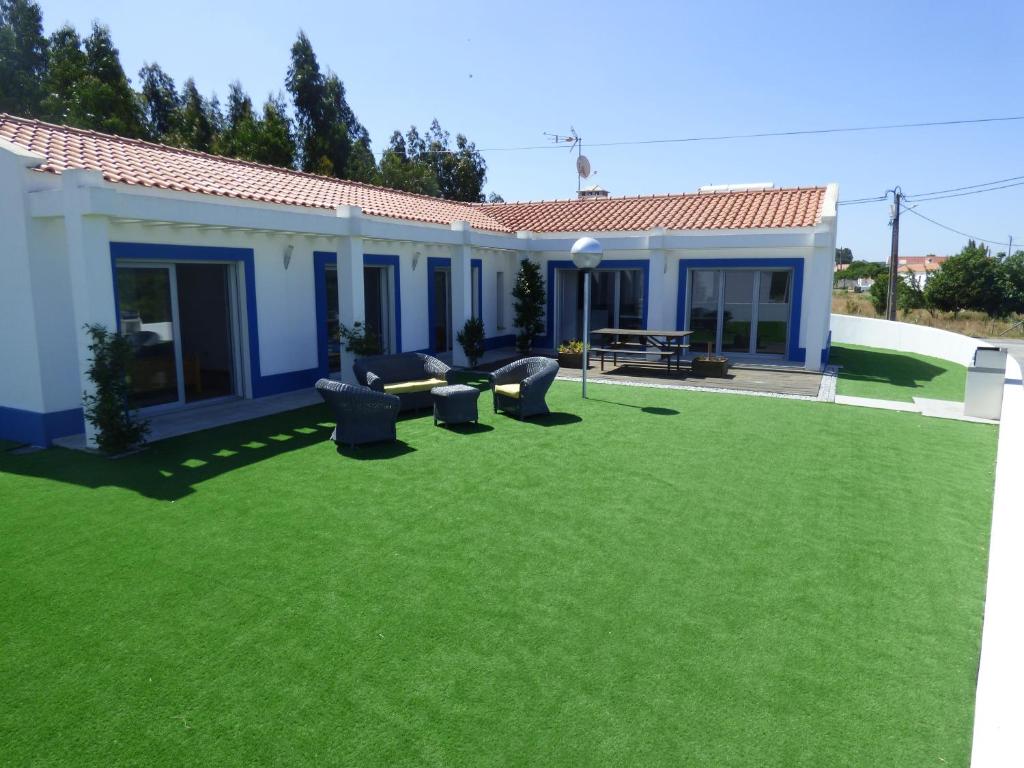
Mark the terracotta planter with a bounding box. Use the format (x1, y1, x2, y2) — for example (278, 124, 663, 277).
(691, 356, 731, 377)
(558, 352, 583, 369)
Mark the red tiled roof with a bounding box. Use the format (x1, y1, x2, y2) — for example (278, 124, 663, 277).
(477, 187, 826, 232)
(0, 114, 828, 234)
(0, 114, 508, 231)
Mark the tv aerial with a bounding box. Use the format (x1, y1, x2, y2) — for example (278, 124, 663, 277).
(543, 127, 592, 192)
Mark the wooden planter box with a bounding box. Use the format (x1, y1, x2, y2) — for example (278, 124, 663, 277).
(558, 352, 583, 369)
(691, 356, 730, 377)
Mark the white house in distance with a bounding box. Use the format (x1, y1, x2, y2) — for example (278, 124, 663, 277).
(899, 255, 948, 286)
(0, 114, 839, 447)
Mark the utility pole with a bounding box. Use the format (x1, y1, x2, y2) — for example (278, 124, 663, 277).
(886, 188, 901, 321)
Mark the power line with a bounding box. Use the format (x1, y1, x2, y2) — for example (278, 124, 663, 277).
(900, 204, 1015, 248)
(838, 194, 889, 206)
(905, 178, 1024, 202)
(906, 173, 1024, 198)
(374, 114, 1024, 156)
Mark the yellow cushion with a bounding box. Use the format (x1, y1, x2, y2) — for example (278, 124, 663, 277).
(383, 378, 447, 395)
(494, 383, 521, 399)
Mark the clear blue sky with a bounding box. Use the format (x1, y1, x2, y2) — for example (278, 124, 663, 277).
(39, 0, 1024, 261)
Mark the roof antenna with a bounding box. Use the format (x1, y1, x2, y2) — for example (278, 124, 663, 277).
(543, 127, 591, 195)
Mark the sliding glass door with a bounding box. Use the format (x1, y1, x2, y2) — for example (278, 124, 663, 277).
(687, 268, 792, 358)
(117, 262, 238, 410)
(555, 268, 645, 344)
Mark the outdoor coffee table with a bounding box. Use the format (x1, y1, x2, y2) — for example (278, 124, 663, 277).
(431, 384, 481, 426)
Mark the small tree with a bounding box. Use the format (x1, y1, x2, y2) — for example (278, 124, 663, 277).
(512, 259, 545, 352)
(82, 323, 149, 454)
(456, 317, 485, 368)
(925, 240, 1005, 317)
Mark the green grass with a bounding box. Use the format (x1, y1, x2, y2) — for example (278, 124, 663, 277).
(0, 383, 996, 766)
(830, 343, 968, 403)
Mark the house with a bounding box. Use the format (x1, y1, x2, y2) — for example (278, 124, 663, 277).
(898, 255, 947, 286)
(833, 262, 875, 292)
(0, 114, 839, 447)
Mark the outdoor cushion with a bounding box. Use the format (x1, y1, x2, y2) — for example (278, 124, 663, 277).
(494, 383, 521, 399)
(383, 377, 447, 395)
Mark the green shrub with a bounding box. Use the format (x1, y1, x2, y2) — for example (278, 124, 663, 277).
(82, 324, 149, 454)
(456, 317, 486, 368)
(512, 259, 545, 352)
(339, 322, 380, 356)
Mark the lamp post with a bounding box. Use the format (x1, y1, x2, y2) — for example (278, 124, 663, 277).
(570, 236, 604, 398)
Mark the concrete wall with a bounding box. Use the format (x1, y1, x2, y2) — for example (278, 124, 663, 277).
(970, 354, 1024, 767)
(830, 313, 979, 367)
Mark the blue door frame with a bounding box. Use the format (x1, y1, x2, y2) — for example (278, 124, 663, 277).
(675, 257, 806, 362)
(110, 241, 321, 398)
(544, 259, 651, 350)
(314, 251, 403, 377)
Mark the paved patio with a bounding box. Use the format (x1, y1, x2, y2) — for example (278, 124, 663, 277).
(556, 359, 824, 398)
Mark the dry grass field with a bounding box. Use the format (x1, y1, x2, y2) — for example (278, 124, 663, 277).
(832, 291, 1024, 338)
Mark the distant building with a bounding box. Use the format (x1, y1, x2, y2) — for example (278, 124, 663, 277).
(833, 262, 875, 292)
(898, 255, 947, 286)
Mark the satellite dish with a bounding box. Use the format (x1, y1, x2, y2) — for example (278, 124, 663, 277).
(576, 155, 591, 179)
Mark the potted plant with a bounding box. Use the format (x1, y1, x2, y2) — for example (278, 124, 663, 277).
(339, 322, 380, 357)
(512, 259, 545, 353)
(690, 341, 730, 377)
(557, 339, 584, 369)
(82, 323, 150, 455)
(456, 317, 486, 368)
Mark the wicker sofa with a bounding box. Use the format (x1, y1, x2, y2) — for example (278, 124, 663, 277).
(354, 353, 453, 411)
(489, 357, 559, 420)
(315, 379, 400, 448)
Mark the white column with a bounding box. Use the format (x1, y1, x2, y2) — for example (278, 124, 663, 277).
(646, 227, 668, 330)
(450, 220, 473, 367)
(336, 205, 365, 384)
(62, 170, 116, 448)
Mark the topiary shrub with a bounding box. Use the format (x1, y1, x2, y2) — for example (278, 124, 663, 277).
(512, 259, 545, 352)
(82, 323, 149, 454)
(456, 317, 486, 368)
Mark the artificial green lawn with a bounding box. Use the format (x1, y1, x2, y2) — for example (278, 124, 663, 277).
(0, 382, 997, 767)
(830, 343, 968, 403)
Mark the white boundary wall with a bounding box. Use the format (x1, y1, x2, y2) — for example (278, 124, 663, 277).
(830, 313, 979, 367)
(971, 354, 1024, 767)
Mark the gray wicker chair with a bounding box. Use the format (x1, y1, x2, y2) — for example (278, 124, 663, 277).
(489, 357, 559, 420)
(353, 353, 453, 412)
(315, 378, 400, 448)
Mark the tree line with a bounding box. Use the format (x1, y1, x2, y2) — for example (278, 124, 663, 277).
(836, 242, 1024, 317)
(0, 0, 498, 202)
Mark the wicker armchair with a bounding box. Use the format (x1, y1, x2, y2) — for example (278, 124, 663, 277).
(489, 357, 559, 420)
(315, 378, 400, 448)
(353, 353, 453, 411)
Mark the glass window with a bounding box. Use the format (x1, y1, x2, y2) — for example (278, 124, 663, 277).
(117, 266, 179, 408)
(496, 271, 505, 328)
(471, 264, 481, 319)
(618, 269, 644, 329)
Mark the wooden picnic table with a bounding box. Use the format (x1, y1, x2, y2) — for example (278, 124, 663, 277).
(588, 328, 693, 373)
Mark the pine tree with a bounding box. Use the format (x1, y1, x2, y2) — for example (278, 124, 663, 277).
(0, 0, 48, 117)
(174, 77, 217, 151)
(79, 23, 145, 137)
(251, 93, 295, 168)
(138, 62, 179, 140)
(41, 25, 86, 124)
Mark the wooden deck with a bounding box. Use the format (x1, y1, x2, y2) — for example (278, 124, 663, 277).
(557, 360, 823, 397)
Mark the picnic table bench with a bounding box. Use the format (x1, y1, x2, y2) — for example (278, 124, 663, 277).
(589, 328, 693, 373)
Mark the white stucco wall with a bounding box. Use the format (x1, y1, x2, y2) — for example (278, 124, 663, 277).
(0, 160, 838, 442)
(829, 313, 980, 367)
(0, 156, 47, 414)
(971, 354, 1024, 767)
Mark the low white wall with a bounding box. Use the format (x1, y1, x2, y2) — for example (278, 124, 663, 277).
(970, 355, 1024, 767)
(830, 313, 980, 367)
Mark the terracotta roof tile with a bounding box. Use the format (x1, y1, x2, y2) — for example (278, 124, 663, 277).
(477, 186, 826, 233)
(0, 114, 827, 234)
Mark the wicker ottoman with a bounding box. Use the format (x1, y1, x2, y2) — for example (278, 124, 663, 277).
(431, 384, 481, 426)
